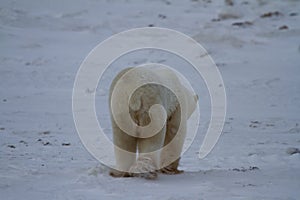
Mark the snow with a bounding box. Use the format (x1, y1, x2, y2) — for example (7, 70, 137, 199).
(1, 0, 300, 199)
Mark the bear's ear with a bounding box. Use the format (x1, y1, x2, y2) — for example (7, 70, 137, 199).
(129, 98, 141, 111)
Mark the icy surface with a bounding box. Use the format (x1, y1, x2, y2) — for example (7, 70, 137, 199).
(1, 0, 300, 199)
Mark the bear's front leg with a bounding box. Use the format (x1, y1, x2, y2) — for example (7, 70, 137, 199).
(160, 106, 187, 175)
(129, 125, 166, 179)
(110, 120, 137, 177)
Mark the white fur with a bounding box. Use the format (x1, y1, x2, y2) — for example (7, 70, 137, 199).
(109, 66, 197, 178)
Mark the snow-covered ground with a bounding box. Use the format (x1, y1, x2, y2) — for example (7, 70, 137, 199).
(1, 0, 300, 199)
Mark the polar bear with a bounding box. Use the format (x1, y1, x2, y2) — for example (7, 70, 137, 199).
(109, 66, 198, 179)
